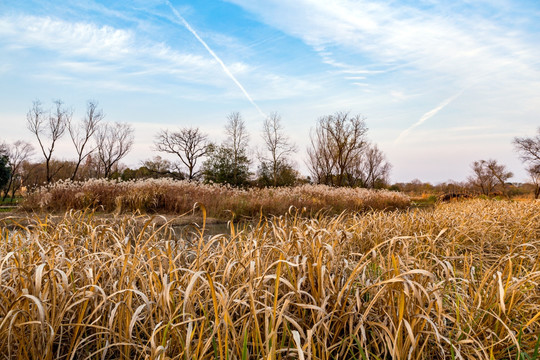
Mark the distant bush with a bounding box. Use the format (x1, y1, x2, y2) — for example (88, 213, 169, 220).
(22, 179, 410, 217)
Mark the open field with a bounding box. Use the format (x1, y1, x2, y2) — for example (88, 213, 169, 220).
(1, 199, 539, 359)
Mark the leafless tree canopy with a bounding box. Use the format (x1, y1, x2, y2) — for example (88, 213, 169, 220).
(224, 112, 250, 184)
(514, 128, 540, 164)
(485, 160, 513, 197)
(0, 142, 7, 159)
(2, 140, 34, 200)
(353, 143, 392, 188)
(259, 112, 297, 186)
(8, 140, 34, 173)
(95, 122, 134, 178)
(468, 161, 495, 195)
(225, 112, 249, 157)
(26, 99, 71, 183)
(154, 127, 209, 180)
(468, 159, 513, 196)
(514, 128, 540, 198)
(307, 112, 369, 186)
(526, 164, 540, 199)
(68, 100, 104, 180)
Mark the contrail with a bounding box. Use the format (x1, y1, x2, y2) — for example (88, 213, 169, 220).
(394, 90, 464, 144)
(165, 1, 266, 118)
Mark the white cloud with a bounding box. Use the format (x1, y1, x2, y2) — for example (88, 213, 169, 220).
(0, 14, 319, 102)
(0, 15, 219, 80)
(165, 1, 266, 118)
(226, 0, 540, 138)
(395, 90, 464, 143)
(1, 16, 132, 60)
(226, 0, 540, 87)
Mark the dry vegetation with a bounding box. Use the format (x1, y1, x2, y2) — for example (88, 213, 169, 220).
(1, 199, 539, 359)
(21, 179, 410, 217)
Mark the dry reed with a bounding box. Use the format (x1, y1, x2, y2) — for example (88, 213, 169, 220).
(21, 179, 410, 217)
(1, 199, 539, 359)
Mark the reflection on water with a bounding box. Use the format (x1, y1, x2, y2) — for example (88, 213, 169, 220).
(0, 219, 252, 249)
(171, 222, 231, 241)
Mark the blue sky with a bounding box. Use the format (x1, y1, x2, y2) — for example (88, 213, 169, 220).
(1, 0, 539, 183)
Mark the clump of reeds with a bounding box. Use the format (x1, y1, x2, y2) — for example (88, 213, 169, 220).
(1, 199, 539, 359)
(21, 178, 410, 217)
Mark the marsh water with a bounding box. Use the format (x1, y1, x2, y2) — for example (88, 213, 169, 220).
(0, 218, 237, 245)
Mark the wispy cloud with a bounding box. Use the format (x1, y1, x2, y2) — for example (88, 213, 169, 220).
(226, 0, 540, 91)
(394, 90, 464, 144)
(0, 15, 130, 59)
(0, 0, 537, 183)
(0, 13, 314, 101)
(0, 15, 217, 79)
(165, 1, 266, 118)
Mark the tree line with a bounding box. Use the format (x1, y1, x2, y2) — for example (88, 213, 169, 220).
(454, 131, 540, 199)
(0, 99, 539, 200)
(0, 100, 392, 198)
(0, 99, 135, 200)
(391, 131, 540, 199)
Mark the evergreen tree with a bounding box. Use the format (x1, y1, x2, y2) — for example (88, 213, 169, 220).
(202, 145, 250, 186)
(256, 160, 298, 187)
(0, 150, 11, 192)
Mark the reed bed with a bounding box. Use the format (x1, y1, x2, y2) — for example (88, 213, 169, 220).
(21, 179, 410, 217)
(1, 199, 539, 359)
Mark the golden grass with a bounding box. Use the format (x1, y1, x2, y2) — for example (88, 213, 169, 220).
(1, 199, 539, 359)
(21, 179, 410, 217)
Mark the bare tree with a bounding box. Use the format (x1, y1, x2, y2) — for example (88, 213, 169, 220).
(154, 127, 210, 180)
(26, 100, 71, 183)
(69, 100, 104, 181)
(307, 112, 368, 186)
(485, 159, 514, 197)
(259, 112, 296, 186)
(354, 143, 392, 188)
(514, 128, 540, 197)
(530, 165, 540, 199)
(225, 112, 250, 184)
(526, 164, 540, 199)
(2, 140, 34, 200)
(514, 128, 540, 164)
(468, 160, 495, 196)
(468, 159, 513, 196)
(95, 122, 134, 178)
(469, 160, 494, 195)
(307, 124, 335, 185)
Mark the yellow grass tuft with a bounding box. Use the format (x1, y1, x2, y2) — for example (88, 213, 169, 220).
(0, 199, 539, 359)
